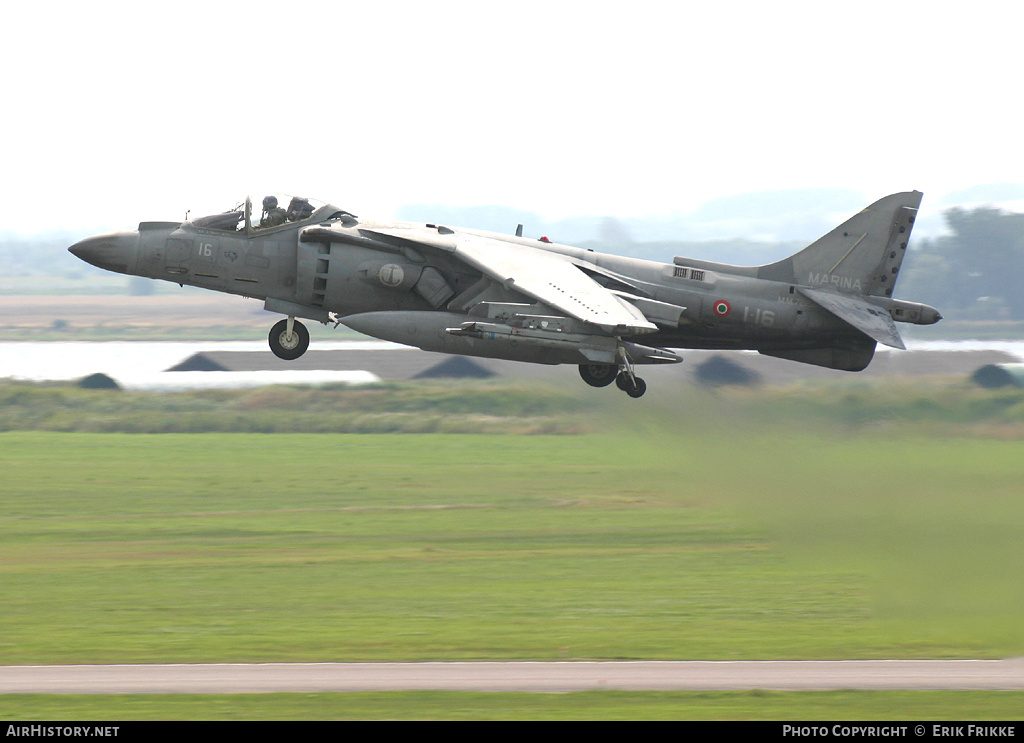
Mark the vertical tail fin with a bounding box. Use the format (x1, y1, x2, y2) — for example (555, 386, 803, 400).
(758, 191, 922, 298)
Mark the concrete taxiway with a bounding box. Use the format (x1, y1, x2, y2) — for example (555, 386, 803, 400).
(2, 660, 1023, 694)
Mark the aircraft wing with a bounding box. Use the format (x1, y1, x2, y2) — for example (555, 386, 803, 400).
(362, 226, 658, 335)
(798, 287, 906, 350)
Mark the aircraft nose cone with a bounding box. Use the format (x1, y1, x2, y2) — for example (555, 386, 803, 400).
(68, 231, 140, 275)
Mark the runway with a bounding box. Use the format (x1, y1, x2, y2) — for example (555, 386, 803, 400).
(2, 660, 1023, 694)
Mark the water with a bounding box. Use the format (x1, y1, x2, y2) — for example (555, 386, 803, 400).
(1, 339, 1022, 390)
(907, 340, 1024, 358)
(0, 340, 407, 390)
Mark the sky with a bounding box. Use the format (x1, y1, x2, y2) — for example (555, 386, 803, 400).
(4, 0, 1024, 236)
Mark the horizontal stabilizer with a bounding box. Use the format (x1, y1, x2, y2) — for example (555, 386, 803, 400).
(799, 287, 906, 350)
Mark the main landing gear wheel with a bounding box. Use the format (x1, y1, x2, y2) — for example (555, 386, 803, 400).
(268, 318, 309, 360)
(616, 372, 647, 398)
(578, 363, 618, 387)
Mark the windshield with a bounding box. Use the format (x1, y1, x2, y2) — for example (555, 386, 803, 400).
(191, 204, 246, 231)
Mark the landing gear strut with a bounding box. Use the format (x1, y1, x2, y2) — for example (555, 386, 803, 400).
(268, 317, 309, 360)
(614, 344, 647, 398)
(577, 351, 648, 399)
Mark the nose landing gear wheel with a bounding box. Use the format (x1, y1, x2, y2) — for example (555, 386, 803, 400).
(269, 318, 309, 360)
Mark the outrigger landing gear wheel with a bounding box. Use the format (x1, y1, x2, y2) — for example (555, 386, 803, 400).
(578, 363, 618, 387)
(268, 318, 309, 360)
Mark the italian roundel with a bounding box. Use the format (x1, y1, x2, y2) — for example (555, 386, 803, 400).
(713, 300, 731, 317)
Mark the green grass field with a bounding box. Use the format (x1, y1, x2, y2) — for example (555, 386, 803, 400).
(3, 691, 1024, 721)
(2, 380, 1024, 718)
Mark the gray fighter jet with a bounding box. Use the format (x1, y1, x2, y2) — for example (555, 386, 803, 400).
(69, 191, 941, 398)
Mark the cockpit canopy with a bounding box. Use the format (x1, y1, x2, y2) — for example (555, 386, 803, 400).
(191, 195, 347, 232)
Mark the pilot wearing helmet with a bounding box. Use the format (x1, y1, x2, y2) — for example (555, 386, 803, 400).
(259, 196, 287, 229)
(286, 196, 314, 222)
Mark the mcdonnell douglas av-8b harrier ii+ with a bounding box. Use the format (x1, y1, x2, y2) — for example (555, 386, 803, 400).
(69, 192, 941, 398)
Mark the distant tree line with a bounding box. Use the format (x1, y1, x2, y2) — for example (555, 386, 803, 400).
(0, 235, 84, 277)
(5, 206, 1024, 323)
(899, 207, 1024, 321)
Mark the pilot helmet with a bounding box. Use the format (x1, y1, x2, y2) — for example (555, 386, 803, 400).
(262, 195, 279, 211)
